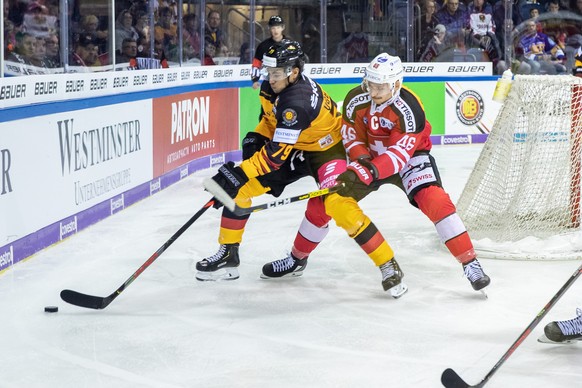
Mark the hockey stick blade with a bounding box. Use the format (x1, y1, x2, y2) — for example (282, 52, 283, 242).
(60, 198, 215, 310)
(60, 289, 113, 310)
(441, 368, 482, 388)
(203, 177, 343, 216)
(203, 178, 236, 211)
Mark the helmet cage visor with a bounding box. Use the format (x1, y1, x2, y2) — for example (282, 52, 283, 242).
(362, 79, 398, 94)
(261, 66, 292, 81)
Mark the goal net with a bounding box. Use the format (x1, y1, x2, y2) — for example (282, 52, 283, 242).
(457, 75, 582, 260)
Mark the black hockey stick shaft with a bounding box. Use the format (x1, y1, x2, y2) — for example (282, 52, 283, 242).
(441, 261, 582, 388)
(60, 198, 216, 310)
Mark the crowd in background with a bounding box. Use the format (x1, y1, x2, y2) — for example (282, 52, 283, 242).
(3, 0, 582, 75)
(415, 0, 582, 74)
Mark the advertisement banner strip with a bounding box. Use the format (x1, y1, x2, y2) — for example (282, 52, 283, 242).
(0, 150, 240, 274)
(0, 63, 493, 110)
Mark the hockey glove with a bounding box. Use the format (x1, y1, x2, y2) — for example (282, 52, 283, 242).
(337, 160, 377, 201)
(210, 161, 249, 208)
(242, 132, 269, 160)
(251, 66, 261, 83)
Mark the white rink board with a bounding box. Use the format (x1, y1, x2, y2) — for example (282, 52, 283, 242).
(0, 101, 153, 243)
(0, 62, 493, 109)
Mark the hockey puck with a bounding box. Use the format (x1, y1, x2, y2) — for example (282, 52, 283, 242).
(44, 306, 58, 313)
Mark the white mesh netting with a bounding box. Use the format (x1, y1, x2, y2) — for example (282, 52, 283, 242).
(458, 75, 582, 260)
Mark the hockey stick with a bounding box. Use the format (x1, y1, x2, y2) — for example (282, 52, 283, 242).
(441, 260, 582, 388)
(203, 177, 342, 216)
(60, 198, 216, 310)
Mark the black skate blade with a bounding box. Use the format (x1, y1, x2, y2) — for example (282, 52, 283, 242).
(537, 333, 581, 345)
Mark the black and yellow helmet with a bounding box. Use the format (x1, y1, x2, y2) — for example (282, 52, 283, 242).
(262, 39, 305, 69)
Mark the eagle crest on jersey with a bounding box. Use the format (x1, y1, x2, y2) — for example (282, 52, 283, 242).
(282, 108, 298, 126)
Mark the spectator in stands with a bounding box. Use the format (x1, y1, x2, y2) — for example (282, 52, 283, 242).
(136, 35, 151, 57)
(44, 32, 60, 67)
(543, 0, 568, 50)
(116, 37, 138, 63)
(302, 22, 320, 63)
(154, 6, 178, 61)
(419, 23, 455, 61)
(153, 38, 170, 65)
(251, 15, 289, 88)
(529, 6, 541, 20)
(70, 33, 103, 67)
(205, 10, 228, 56)
(467, 0, 504, 72)
(557, 0, 571, 11)
(6, 31, 34, 64)
(517, 19, 567, 74)
(21, 2, 56, 38)
(4, 19, 17, 57)
(331, 31, 369, 62)
(572, 0, 582, 16)
(183, 13, 201, 60)
(134, 11, 151, 43)
(128, 0, 148, 18)
(29, 35, 50, 68)
(203, 35, 217, 65)
(133, 43, 169, 69)
(115, 10, 139, 52)
(239, 42, 251, 64)
(548, 0, 561, 13)
(564, 33, 582, 70)
(77, 14, 108, 54)
(435, 0, 467, 48)
(416, 0, 440, 60)
(492, 0, 521, 55)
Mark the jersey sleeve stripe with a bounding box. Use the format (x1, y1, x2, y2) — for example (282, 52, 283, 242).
(375, 145, 410, 178)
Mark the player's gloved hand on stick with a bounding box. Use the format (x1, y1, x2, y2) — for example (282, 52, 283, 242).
(210, 161, 249, 208)
(242, 132, 269, 160)
(337, 159, 377, 200)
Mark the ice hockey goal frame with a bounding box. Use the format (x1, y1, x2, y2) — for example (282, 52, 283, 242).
(457, 75, 582, 260)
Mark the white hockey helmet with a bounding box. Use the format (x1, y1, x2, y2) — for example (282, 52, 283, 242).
(363, 53, 404, 94)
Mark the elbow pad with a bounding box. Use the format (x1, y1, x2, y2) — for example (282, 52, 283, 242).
(242, 132, 270, 160)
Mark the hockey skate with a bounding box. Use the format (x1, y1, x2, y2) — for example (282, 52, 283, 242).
(261, 253, 307, 279)
(539, 308, 582, 344)
(195, 244, 240, 281)
(380, 258, 408, 298)
(463, 258, 490, 291)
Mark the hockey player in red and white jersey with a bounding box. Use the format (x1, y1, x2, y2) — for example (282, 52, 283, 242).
(197, 41, 408, 298)
(337, 53, 491, 292)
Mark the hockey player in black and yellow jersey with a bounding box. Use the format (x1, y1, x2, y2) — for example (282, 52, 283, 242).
(338, 53, 490, 292)
(196, 40, 407, 297)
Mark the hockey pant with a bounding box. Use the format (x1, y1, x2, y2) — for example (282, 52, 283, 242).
(218, 148, 310, 245)
(217, 144, 395, 267)
(288, 158, 395, 267)
(353, 152, 476, 264)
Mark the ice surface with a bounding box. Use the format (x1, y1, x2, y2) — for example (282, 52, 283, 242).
(1, 144, 581, 388)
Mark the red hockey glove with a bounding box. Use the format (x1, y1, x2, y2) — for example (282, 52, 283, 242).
(210, 161, 249, 208)
(337, 160, 377, 200)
